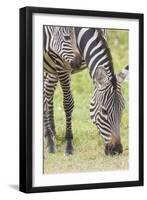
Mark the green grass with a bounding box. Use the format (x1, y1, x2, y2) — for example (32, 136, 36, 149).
(44, 29, 129, 174)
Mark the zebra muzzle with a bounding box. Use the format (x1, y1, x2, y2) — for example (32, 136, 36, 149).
(70, 52, 82, 69)
(105, 143, 123, 156)
(105, 133, 123, 155)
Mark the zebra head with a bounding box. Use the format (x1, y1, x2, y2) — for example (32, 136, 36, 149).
(90, 65, 128, 155)
(47, 26, 82, 69)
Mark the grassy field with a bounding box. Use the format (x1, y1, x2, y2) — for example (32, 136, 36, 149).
(44, 29, 129, 174)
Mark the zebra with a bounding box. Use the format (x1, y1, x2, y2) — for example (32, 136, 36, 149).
(43, 26, 84, 155)
(43, 26, 128, 156)
(74, 28, 128, 155)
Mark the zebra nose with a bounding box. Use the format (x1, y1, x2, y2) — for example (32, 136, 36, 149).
(70, 52, 81, 69)
(105, 143, 123, 156)
(104, 132, 123, 155)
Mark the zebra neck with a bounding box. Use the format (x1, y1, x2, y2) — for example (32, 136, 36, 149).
(75, 28, 115, 81)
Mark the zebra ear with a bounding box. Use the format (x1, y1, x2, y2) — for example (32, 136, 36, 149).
(53, 27, 60, 36)
(94, 66, 109, 87)
(116, 65, 129, 83)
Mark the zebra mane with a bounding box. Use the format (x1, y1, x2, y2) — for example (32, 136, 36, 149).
(98, 29, 114, 66)
(98, 30, 116, 83)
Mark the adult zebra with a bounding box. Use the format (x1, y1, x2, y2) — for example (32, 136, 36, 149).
(43, 26, 128, 156)
(74, 28, 128, 155)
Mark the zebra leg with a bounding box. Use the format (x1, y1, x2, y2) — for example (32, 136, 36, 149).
(44, 72, 58, 153)
(58, 71, 74, 155)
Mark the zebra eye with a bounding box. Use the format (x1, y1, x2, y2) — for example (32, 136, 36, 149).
(64, 35, 71, 41)
(102, 108, 108, 115)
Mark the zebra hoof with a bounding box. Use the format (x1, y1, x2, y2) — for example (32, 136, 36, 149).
(65, 143, 73, 155)
(65, 149, 73, 156)
(48, 145, 56, 153)
(105, 143, 123, 156)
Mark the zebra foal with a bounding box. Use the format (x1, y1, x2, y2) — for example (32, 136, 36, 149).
(43, 26, 82, 155)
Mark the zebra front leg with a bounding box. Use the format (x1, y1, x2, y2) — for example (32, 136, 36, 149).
(44, 72, 58, 153)
(44, 110, 56, 153)
(59, 72, 74, 155)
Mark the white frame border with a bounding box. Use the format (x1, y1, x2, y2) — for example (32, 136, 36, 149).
(32, 13, 139, 187)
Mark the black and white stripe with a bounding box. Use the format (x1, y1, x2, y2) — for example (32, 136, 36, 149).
(44, 26, 77, 64)
(75, 28, 128, 154)
(43, 26, 78, 154)
(75, 28, 114, 79)
(44, 26, 128, 155)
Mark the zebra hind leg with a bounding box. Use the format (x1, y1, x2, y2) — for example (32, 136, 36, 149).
(44, 72, 58, 153)
(59, 71, 74, 155)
